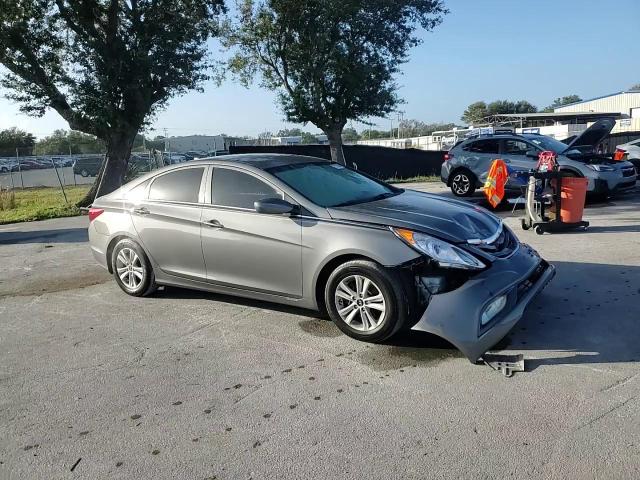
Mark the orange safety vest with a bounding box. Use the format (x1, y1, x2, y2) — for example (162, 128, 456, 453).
(484, 159, 508, 208)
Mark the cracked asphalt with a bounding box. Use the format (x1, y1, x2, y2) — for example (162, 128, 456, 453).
(1, 184, 639, 479)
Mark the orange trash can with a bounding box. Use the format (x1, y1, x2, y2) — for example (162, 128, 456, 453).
(558, 177, 588, 223)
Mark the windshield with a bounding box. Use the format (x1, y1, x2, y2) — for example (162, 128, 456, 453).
(268, 162, 399, 207)
(522, 135, 568, 154)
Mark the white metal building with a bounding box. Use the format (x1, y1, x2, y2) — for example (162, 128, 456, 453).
(554, 90, 640, 134)
(165, 135, 225, 153)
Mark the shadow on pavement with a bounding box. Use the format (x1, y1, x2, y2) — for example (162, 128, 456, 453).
(503, 261, 640, 371)
(155, 261, 640, 372)
(0, 228, 88, 245)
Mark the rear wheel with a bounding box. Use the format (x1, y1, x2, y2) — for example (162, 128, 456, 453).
(80, 169, 89, 177)
(325, 260, 411, 342)
(450, 169, 476, 197)
(111, 239, 157, 297)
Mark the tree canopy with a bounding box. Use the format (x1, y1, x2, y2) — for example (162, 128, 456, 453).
(461, 100, 537, 125)
(35, 130, 106, 155)
(224, 0, 447, 164)
(0, 0, 225, 203)
(542, 95, 582, 112)
(0, 127, 36, 157)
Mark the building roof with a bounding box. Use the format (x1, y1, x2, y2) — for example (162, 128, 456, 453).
(495, 111, 624, 121)
(554, 90, 640, 109)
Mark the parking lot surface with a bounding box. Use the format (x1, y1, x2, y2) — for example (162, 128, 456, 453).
(1, 184, 639, 479)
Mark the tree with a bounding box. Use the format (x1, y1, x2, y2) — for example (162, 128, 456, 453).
(0, 127, 36, 156)
(461, 100, 537, 124)
(300, 131, 318, 144)
(542, 95, 582, 112)
(630, 83, 640, 90)
(0, 0, 225, 205)
(224, 0, 447, 164)
(397, 119, 457, 137)
(276, 128, 304, 137)
(461, 101, 488, 125)
(36, 129, 105, 155)
(342, 127, 360, 143)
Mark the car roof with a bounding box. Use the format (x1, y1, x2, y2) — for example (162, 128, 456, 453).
(185, 153, 328, 170)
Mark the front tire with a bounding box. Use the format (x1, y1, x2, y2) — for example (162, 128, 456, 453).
(324, 260, 411, 342)
(450, 169, 476, 197)
(111, 239, 157, 297)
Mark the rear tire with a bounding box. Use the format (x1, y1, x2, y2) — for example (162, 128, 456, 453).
(80, 169, 89, 177)
(111, 238, 157, 297)
(324, 260, 412, 343)
(450, 169, 477, 197)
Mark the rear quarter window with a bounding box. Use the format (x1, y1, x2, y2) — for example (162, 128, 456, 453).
(148, 168, 204, 203)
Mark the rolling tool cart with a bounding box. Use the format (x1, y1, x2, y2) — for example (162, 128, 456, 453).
(521, 151, 589, 235)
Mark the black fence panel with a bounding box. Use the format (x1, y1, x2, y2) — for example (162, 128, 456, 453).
(228, 145, 446, 180)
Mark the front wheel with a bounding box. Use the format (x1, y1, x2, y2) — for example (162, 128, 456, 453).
(450, 170, 476, 197)
(324, 260, 411, 342)
(111, 239, 157, 297)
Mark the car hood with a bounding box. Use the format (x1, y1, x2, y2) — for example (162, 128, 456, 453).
(327, 190, 501, 244)
(564, 118, 616, 153)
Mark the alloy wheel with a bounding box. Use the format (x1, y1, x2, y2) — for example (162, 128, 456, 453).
(334, 274, 386, 332)
(452, 173, 470, 195)
(115, 247, 145, 290)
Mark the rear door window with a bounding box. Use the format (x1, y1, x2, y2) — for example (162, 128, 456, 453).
(465, 139, 500, 154)
(148, 168, 204, 203)
(503, 139, 531, 156)
(211, 168, 281, 209)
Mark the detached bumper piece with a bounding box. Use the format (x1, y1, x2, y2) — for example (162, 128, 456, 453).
(482, 353, 525, 378)
(411, 244, 556, 363)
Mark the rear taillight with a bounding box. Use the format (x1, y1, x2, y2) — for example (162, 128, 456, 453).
(444, 152, 453, 161)
(88, 208, 104, 222)
(613, 148, 626, 161)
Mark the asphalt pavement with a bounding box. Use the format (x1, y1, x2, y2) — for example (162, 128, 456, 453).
(1, 184, 639, 479)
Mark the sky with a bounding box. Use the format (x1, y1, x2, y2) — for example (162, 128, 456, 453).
(1, 0, 639, 139)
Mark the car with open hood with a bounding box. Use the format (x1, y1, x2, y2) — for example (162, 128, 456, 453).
(88, 154, 555, 363)
(441, 119, 637, 197)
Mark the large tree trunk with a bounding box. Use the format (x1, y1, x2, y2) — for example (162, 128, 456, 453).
(325, 127, 346, 165)
(77, 131, 136, 207)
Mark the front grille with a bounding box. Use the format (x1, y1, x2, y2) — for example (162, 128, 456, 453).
(517, 260, 548, 301)
(474, 227, 517, 258)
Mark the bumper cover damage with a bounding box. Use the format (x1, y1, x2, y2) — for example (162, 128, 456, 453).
(410, 244, 556, 363)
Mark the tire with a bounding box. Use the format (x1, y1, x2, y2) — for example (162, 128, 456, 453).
(80, 169, 89, 177)
(535, 226, 544, 235)
(450, 169, 476, 197)
(324, 259, 412, 343)
(111, 238, 157, 297)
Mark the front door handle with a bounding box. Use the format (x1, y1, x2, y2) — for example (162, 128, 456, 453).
(203, 219, 224, 228)
(132, 206, 150, 215)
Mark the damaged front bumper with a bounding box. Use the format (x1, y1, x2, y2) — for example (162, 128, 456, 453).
(410, 244, 556, 363)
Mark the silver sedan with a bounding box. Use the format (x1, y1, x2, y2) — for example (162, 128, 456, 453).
(88, 154, 554, 362)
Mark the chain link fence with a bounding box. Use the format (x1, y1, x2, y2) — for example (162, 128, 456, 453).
(0, 149, 168, 192)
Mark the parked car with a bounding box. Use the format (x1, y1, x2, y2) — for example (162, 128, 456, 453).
(88, 154, 555, 362)
(615, 138, 640, 177)
(73, 157, 103, 177)
(0, 159, 18, 173)
(441, 119, 637, 197)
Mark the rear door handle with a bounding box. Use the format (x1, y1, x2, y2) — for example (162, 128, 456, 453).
(132, 206, 150, 215)
(203, 219, 224, 228)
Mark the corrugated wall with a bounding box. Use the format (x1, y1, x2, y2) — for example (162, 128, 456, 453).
(555, 92, 640, 116)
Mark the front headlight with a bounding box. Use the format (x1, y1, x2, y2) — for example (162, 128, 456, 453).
(586, 164, 615, 172)
(391, 228, 486, 270)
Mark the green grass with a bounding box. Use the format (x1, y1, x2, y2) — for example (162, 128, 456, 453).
(0, 186, 90, 225)
(386, 175, 441, 184)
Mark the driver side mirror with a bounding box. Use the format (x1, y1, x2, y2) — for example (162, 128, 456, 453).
(526, 150, 539, 159)
(254, 197, 295, 215)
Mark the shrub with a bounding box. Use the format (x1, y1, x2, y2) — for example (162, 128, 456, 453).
(0, 188, 16, 211)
